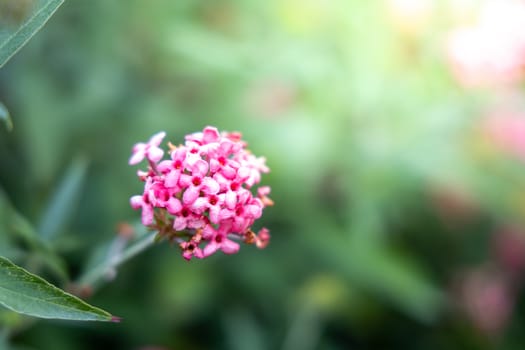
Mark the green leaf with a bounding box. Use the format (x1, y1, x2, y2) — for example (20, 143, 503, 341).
(0, 188, 68, 283)
(0, 0, 64, 68)
(38, 156, 88, 240)
(0, 102, 12, 131)
(0, 256, 118, 322)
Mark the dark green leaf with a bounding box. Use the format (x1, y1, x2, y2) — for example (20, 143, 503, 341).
(0, 0, 64, 68)
(0, 102, 12, 131)
(0, 256, 117, 322)
(38, 156, 88, 240)
(0, 189, 68, 283)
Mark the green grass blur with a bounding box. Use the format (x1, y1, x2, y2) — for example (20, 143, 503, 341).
(2, 0, 525, 349)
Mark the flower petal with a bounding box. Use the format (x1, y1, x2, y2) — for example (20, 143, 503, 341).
(193, 247, 204, 259)
(166, 197, 182, 214)
(178, 174, 192, 188)
(258, 186, 271, 197)
(203, 241, 220, 257)
(129, 144, 146, 165)
(209, 206, 221, 224)
(221, 238, 240, 254)
(202, 126, 220, 144)
(130, 195, 143, 209)
(225, 191, 237, 209)
(191, 197, 208, 213)
(202, 177, 220, 194)
(192, 159, 209, 177)
(218, 208, 234, 221)
(147, 146, 164, 163)
(202, 224, 216, 239)
(149, 131, 166, 146)
(237, 166, 251, 181)
(246, 204, 263, 218)
(221, 165, 237, 180)
(173, 216, 187, 231)
(165, 170, 180, 188)
(141, 205, 154, 226)
(183, 186, 200, 205)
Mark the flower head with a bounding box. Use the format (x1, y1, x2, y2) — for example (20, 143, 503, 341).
(129, 126, 272, 260)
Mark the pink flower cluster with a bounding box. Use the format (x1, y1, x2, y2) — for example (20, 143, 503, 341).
(446, 0, 525, 87)
(129, 126, 272, 260)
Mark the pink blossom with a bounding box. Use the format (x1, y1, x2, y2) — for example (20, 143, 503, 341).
(483, 113, 525, 161)
(129, 126, 272, 260)
(130, 194, 154, 226)
(456, 267, 514, 336)
(179, 231, 204, 261)
(492, 226, 525, 275)
(202, 126, 221, 144)
(173, 206, 205, 231)
(129, 131, 166, 165)
(202, 223, 240, 257)
(446, 0, 525, 87)
(255, 228, 270, 249)
(190, 194, 226, 224)
(179, 159, 220, 205)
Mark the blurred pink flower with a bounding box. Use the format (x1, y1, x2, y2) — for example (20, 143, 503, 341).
(456, 267, 514, 336)
(483, 113, 525, 161)
(129, 126, 272, 260)
(492, 226, 525, 276)
(447, 0, 525, 87)
(255, 227, 270, 249)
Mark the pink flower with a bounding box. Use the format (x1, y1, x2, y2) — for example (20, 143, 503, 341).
(179, 159, 220, 205)
(129, 126, 272, 260)
(256, 228, 270, 249)
(456, 267, 514, 336)
(446, 0, 525, 87)
(202, 223, 240, 257)
(190, 193, 226, 224)
(129, 131, 166, 165)
(172, 206, 206, 231)
(180, 231, 204, 261)
(492, 226, 525, 275)
(483, 113, 525, 161)
(257, 186, 274, 207)
(130, 195, 154, 226)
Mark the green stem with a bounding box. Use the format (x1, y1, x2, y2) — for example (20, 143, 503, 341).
(0, 327, 9, 344)
(77, 233, 157, 288)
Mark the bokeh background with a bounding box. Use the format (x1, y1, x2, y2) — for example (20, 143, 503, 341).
(2, 0, 525, 349)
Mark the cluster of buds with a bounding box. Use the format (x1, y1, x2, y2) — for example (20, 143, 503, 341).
(129, 126, 272, 260)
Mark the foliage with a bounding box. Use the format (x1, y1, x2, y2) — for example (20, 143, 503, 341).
(0, 256, 115, 322)
(0, 101, 12, 131)
(0, 0, 64, 68)
(1, 0, 525, 349)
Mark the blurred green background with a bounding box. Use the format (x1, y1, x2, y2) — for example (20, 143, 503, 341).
(2, 0, 525, 349)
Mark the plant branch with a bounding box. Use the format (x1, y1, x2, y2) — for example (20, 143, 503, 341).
(76, 233, 157, 289)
